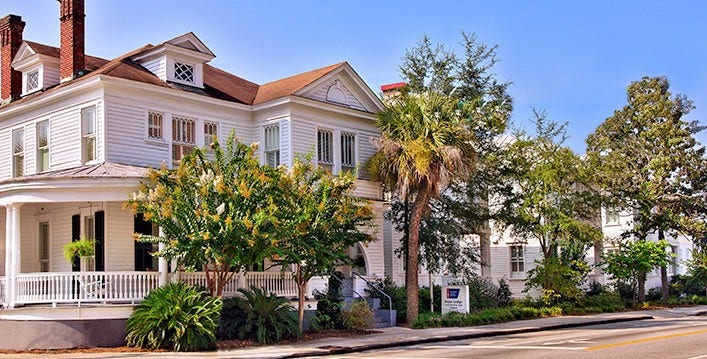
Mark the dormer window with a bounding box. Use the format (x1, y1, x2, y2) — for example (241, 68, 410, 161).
(174, 62, 195, 84)
(26, 70, 40, 92)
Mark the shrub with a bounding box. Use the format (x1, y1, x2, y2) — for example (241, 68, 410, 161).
(313, 272, 345, 330)
(418, 285, 442, 313)
(340, 299, 375, 331)
(614, 280, 637, 306)
(125, 282, 222, 351)
(525, 257, 585, 306)
(412, 306, 563, 329)
(365, 276, 407, 323)
(497, 279, 513, 307)
(586, 281, 607, 297)
(217, 286, 300, 344)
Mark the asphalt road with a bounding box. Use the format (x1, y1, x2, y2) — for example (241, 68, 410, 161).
(321, 315, 707, 359)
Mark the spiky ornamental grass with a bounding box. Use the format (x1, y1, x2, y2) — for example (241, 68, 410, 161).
(125, 282, 222, 352)
(217, 286, 300, 344)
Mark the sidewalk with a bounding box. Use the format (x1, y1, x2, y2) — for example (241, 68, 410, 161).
(4, 305, 706, 358)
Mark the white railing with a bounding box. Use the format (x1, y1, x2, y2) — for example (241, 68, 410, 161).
(4, 270, 299, 307)
(14, 272, 160, 306)
(245, 271, 298, 297)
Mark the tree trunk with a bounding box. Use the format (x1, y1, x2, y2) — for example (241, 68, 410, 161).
(638, 274, 646, 305)
(406, 183, 433, 324)
(297, 266, 306, 333)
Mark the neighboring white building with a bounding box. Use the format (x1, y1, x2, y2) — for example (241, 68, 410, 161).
(0, 1, 386, 310)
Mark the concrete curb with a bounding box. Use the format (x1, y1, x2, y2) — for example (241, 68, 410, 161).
(282, 315, 653, 358)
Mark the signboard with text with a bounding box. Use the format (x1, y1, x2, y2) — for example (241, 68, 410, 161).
(441, 285, 469, 314)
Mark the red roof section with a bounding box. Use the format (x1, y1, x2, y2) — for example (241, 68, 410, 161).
(3, 41, 356, 109)
(380, 82, 406, 92)
(253, 62, 345, 105)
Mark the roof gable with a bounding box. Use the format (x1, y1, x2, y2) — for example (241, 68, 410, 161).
(166, 32, 215, 57)
(296, 62, 383, 113)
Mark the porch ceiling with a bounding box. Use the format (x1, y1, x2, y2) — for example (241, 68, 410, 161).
(0, 162, 149, 205)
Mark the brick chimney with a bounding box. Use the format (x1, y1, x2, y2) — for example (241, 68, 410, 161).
(0, 15, 26, 103)
(59, 0, 85, 82)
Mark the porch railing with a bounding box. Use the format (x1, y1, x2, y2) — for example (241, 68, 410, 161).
(14, 272, 160, 306)
(4, 270, 298, 307)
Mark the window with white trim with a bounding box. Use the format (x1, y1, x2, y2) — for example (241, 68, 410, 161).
(317, 128, 333, 172)
(38, 221, 50, 272)
(12, 128, 24, 177)
(36, 120, 49, 173)
(341, 132, 356, 173)
(264, 124, 280, 167)
(81, 107, 96, 163)
(174, 62, 194, 83)
(510, 245, 524, 273)
(26, 70, 40, 92)
(204, 121, 218, 147)
(147, 111, 164, 140)
(605, 207, 620, 225)
(172, 116, 196, 166)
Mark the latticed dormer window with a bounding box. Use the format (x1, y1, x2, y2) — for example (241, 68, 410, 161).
(317, 128, 333, 172)
(174, 62, 194, 83)
(172, 116, 196, 166)
(341, 132, 356, 173)
(12, 128, 24, 177)
(26, 70, 40, 92)
(263, 124, 280, 167)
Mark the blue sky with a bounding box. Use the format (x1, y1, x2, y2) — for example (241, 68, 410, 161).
(5, 1, 706, 152)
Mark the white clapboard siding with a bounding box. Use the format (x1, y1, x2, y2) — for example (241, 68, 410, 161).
(357, 132, 377, 180)
(279, 119, 291, 167)
(307, 80, 367, 112)
(363, 201, 387, 277)
(104, 202, 135, 271)
(49, 106, 83, 169)
(140, 57, 167, 81)
(19, 205, 38, 273)
(43, 65, 60, 90)
(42, 203, 75, 273)
(290, 119, 317, 157)
(104, 101, 169, 167)
(0, 127, 10, 179)
(24, 122, 36, 176)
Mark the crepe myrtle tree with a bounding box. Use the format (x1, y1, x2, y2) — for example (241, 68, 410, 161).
(272, 156, 374, 331)
(125, 133, 282, 297)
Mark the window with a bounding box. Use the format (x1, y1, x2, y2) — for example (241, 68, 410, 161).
(26, 70, 40, 92)
(36, 120, 49, 173)
(174, 62, 194, 83)
(204, 121, 217, 147)
(317, 128, 333, 172)
(38, 221, 50, 272)
(510, 245, 524, 273)
(172, 116, 196, 166)
(264, 124, 280, 167)
(81, 107, 96, 163)
(341, 132, 356, 173)
(147, 111, 163, 139)
(84, 216, 95, 240)
(12, 128, 24, 177)
(605, 207, 620, 225)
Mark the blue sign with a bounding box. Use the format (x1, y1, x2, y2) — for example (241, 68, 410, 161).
(447, 288, 460, 299)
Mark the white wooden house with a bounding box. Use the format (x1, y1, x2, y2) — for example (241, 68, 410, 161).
(0, 0, 387, 316)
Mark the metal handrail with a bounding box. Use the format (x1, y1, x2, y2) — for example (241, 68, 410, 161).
(352, 271, 394, 327)
(329, 273, 366, 299)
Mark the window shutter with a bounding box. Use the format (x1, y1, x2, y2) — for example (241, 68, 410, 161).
(94, 211, 105, 271)
(71, 214, 80, 272)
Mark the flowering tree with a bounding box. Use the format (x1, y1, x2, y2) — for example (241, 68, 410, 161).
(273, 157, 373, 331)
(125, 134, 282, 297)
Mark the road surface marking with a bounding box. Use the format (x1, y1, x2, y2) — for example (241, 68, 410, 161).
(586, 328, 707, 351)
(543, 339, 593, 345)
(686, 355, 707, 359)
(422, 345, 585, 350)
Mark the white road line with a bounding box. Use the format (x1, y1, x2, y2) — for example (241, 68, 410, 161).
(421, 344, 586, 351)
(685, 355, 707, 359)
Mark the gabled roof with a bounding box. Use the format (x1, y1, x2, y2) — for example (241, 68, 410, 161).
(1, 38, 378, 111)
(253, 62, 345, 105)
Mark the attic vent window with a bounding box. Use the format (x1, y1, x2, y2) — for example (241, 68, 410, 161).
(174, 62, 194, 83)
(27, 70, 40, 92)
(326, 81, 347, 104)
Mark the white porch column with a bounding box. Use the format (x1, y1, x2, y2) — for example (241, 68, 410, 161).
(4, 206, 13, 308)
(6, 204, 22, 309)
(158, 227, 168, 287)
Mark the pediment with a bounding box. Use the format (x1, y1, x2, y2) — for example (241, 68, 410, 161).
(166, 32, 215, 57)
(297, 63, 383, 113)
(12, 42, 38, 64)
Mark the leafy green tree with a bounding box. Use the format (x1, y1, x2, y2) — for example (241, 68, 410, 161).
(273, 157, 374, 331)
(601, 239, 672, 305)
(687, 243, 707, 297)
(370, 33, 510, 323)
(586, 76, 707, 303)
(493, 111, 601, 300)
(125, 134, 281, 297)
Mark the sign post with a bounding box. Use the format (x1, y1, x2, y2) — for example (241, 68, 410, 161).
(441, 285, 469, 314)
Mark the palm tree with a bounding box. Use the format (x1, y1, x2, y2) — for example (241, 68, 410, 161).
(368, 91, 477, 323)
